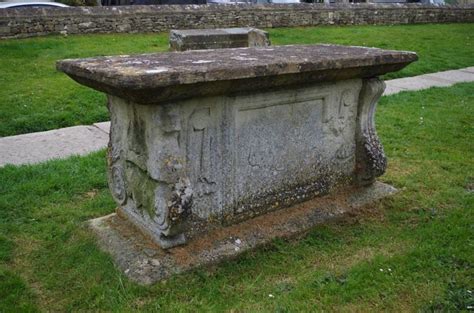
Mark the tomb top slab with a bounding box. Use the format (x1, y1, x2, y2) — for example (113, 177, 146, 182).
(172, 27, 260, 37)
(57, 44, 417, 104)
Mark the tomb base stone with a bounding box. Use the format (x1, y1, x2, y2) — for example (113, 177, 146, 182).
(57, 44, 417, 284)
(90, 181, 396, 285)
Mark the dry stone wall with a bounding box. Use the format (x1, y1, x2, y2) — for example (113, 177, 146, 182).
(1, 4, 473, 39)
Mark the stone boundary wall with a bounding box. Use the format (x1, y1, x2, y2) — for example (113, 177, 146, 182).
(1, 4, 473, 39)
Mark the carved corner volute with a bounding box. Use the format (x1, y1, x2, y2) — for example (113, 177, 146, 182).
(106, 101, 193, 249)
(355, 78, 387, 186)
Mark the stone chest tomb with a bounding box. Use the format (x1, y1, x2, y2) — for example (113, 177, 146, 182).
(58, 45, 417, 284)
(169, 27, 271, 51)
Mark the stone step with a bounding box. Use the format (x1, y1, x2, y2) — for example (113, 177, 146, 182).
(1, 67, 473, 168)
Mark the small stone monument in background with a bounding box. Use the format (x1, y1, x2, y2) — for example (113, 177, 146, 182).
(169, 27, 271, 51)
(58, 43, 417, 285)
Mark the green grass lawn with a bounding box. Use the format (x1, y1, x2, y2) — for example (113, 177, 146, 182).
(0, 23, 473, 137)
(0, 83, 473, 312)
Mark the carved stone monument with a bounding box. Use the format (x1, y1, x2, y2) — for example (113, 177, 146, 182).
(169, 27, 270, 51)
(58, 44, 417, 284)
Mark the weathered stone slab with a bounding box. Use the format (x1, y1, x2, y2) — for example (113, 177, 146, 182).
(90, 181, 397, 285)
(57, 44, 417, 104)
(169, 27, 271, 51)
(58, 44, 416, 276)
